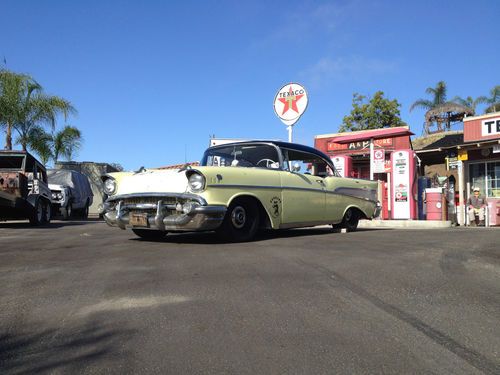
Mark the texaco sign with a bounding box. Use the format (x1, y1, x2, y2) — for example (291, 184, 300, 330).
(273, 83, 308, 126)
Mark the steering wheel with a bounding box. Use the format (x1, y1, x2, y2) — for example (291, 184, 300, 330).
(256, 159, 276, 168)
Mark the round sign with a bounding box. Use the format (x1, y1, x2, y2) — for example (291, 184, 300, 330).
(273, 83, 308, 126)
(374, 149, 384, 160)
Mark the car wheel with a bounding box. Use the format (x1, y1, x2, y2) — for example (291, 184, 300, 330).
(62, 203, 73, 220)
(217, 199, 259, 242)
(42, 200, 51, 224)
(29, 199, 43, 226)
(342, 208, 359, 232)
(132, 229, 167, 240)
(81, 202, 89, 220)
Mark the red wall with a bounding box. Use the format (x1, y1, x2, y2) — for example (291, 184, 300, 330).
(464, 113, 500, 142)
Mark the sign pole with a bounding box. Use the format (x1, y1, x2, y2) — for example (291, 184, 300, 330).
(369, 138, 374, 180)
(287, 125, 293, 142)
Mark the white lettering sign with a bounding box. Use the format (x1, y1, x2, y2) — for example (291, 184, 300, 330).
(482, 117, 500, 137)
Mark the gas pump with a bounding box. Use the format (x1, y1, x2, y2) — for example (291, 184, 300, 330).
(391, 150, 417, 219)
(331, 155, 353, 177)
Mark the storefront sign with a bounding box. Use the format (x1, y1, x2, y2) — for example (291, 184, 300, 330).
(458, 149, 468, 160)
(327, 137, 393, 152)
(482, 117, 500, 137)
(446, 157, 459, 170)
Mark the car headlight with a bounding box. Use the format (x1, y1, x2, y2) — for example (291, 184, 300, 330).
(187, 172, 205, 193)
(104, 178, 117, 195)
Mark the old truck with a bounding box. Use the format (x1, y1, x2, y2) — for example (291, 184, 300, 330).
(0, 151, 52, 225)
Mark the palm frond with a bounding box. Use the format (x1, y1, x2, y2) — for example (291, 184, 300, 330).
(409, 99, 433, 112)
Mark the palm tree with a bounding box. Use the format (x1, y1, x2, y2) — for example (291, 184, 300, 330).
(0, 69, 76, 151)
(15, 124, 53, 164)
(52, 125, 82, 162)
(0, 70, 36, 149)
(451, 95, 481, 112)
(410, 81, 448, 112)
(14, 86, 76, 151)
(476, 85, 500, 113)
(17, 125, 82, 164)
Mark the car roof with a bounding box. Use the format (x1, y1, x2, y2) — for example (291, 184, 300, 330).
(208, 140, 333, 163)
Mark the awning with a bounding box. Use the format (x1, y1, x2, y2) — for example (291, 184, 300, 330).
(331, 127, 414, 144)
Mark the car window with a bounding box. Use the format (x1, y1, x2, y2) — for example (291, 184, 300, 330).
(281, 148, 336, 177)
(0, 155, 24, 169)
(202, 144, 280, 169)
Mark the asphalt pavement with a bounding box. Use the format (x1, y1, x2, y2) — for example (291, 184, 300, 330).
(0, 220, 499, 374)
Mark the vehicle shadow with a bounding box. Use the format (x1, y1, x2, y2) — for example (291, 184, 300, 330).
(130, 226, 390, 244)
(0, 320, 134, 374)
(0, 219, 102, 229)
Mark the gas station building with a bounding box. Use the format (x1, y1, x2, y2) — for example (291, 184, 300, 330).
(314, 127, 416, 221)
(314, 116, 500, 226)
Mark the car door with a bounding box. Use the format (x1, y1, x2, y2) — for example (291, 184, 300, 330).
(279, 149, 326, 225)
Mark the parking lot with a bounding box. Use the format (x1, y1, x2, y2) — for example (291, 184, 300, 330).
(0, 221, 499, 374)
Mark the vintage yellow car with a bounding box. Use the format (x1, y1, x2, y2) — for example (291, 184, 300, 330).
(101, 141, 381, 241)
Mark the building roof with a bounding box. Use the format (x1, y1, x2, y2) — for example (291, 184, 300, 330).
(413, 131, 464, 151)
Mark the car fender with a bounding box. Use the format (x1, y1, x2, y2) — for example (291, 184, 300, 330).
(226, 192, 278, 229)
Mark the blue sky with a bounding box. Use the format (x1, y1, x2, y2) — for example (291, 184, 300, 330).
(2, 0, 499, 170)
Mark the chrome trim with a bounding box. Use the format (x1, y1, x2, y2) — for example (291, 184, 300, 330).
(103, 198, 227, 232)
(106, 192, 207, 206)
(208, 184, 325, 194)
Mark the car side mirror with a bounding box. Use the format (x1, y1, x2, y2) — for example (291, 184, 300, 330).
(292, 163, 301, 172)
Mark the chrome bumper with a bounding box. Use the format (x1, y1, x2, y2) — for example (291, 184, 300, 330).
(101, 194, 226, 232)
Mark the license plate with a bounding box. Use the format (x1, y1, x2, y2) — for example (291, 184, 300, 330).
(130, 212, 148, 227)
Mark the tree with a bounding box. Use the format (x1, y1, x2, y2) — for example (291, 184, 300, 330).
(19, 125, 83, 164)
(339, 91, 406, 132)
(0, 70, 35, 149)
(14, 86, 76, 151)
(410, 81, 448, 112)
(52, 125, 82, 162)
(0, 69, 76, 151)
(476, 85, 500, 113)
(451, 95, 481, 112)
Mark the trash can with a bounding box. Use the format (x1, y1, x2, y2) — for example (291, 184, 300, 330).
(425, 188, 443, 221)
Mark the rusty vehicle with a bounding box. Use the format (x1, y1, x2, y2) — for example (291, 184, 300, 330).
(0, 151, 52, 225)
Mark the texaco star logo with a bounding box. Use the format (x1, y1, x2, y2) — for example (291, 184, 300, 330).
(278, 86, 304, 115)
(273, 83, 308, 126)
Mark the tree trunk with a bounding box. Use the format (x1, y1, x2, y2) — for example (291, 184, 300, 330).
(5, 122, 12, 150)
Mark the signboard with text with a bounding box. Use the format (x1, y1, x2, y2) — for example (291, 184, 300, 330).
(327, 138, 393, 152)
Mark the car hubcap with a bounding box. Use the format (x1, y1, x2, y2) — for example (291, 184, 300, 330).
(231, 206, 246, 229)
(345, 210, 352, 222)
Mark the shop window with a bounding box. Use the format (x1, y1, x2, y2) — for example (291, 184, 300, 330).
(487, 161, 500, 197)
(469, 161, 500, 198)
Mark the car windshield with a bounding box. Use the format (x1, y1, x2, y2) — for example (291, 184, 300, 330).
(201, 144, 281, 169)
(0, 155, 25, 170)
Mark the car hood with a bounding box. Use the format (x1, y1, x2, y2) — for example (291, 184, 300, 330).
(113, 169, 190, 196)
